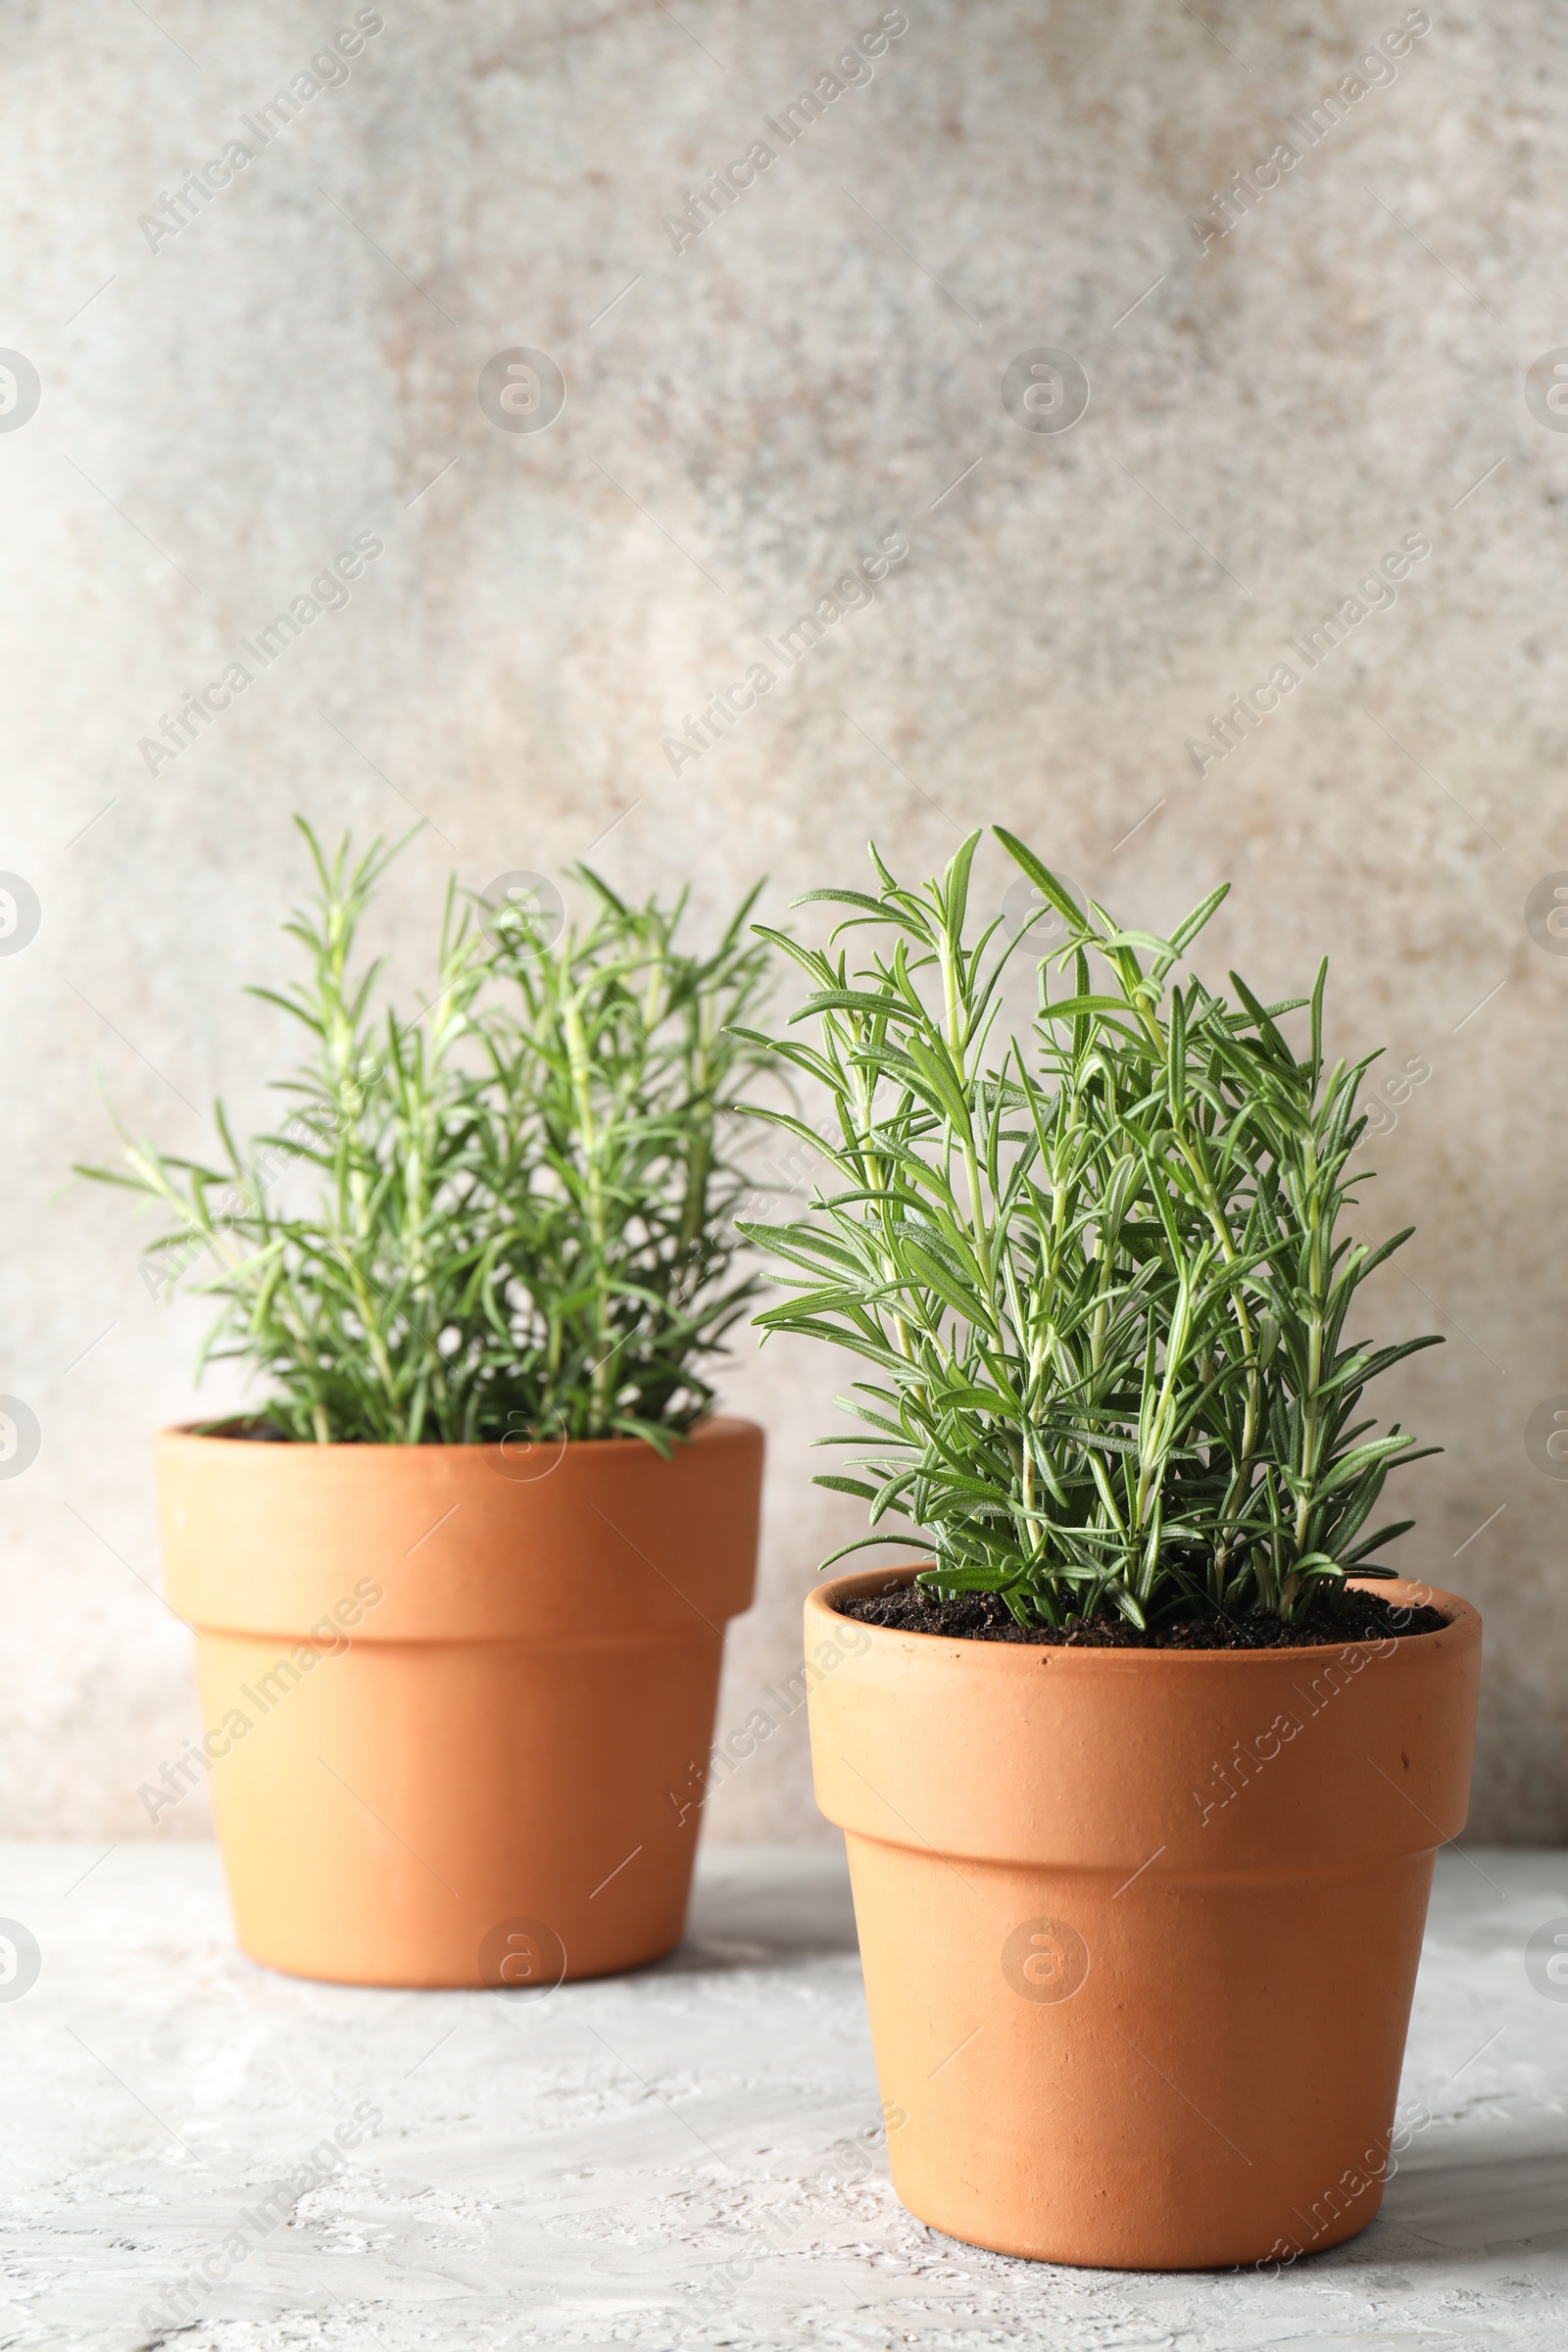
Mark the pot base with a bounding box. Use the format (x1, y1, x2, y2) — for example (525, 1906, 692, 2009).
(849, 1832, 1421, 2270)
(195, 1626, 717, 1989)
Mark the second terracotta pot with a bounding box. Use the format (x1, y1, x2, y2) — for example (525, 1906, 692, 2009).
(808, 1567, 1481, 2271)
(157, 1415, 761, 1987)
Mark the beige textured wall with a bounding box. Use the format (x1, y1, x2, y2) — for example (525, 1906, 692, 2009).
(1, 0, 1562, 1844)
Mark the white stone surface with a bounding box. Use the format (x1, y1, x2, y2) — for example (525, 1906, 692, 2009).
(2, 1840, 1567, 2348)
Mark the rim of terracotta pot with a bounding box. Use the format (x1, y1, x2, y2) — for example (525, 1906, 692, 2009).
(157, 1412, 763, 1641)
(809, 1562, 1478, 1662)
(157, 1409, 758, 1456)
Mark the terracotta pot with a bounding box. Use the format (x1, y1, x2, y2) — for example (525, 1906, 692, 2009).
(808, 1567, 1481, 2271)
(156, 1416, 761, 1986)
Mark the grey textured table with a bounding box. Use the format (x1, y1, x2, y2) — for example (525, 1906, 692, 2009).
(2, 1841, 1566, 2350)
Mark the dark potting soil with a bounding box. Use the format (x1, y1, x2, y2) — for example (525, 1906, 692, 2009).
(834, 1582, 1449, 1649)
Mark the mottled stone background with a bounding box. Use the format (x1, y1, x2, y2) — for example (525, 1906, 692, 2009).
(2, 0, 1562, 1845)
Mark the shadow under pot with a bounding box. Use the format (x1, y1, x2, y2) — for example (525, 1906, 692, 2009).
(807, 1565, 1481, 2272)
(156, 1415, 761, 1988)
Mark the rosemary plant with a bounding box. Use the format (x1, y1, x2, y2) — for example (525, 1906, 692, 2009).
(738, 829, 1439, 1627)
(82, 822, 773, 1446)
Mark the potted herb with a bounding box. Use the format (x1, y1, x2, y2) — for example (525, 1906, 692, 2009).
(740, 831, 1480, 2269)
(86, 824, 772, 1987)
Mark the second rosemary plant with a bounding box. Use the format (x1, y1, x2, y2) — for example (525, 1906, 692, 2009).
(738, 829, 1439, 1627)
(82, 823, 773, 1446)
